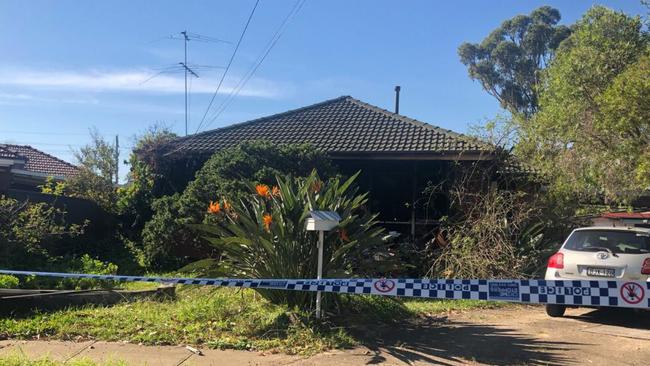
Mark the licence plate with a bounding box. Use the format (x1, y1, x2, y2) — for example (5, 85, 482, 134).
(587, 267, 615, 277)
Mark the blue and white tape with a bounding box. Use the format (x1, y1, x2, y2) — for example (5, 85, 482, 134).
(1, 270, 648, 309)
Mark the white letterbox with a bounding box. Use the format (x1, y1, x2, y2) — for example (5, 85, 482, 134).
(305, 210, 341, 231)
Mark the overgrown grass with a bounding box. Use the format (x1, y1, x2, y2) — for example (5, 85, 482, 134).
(0, 353, 125, 366)
(0, 286, 504, 355)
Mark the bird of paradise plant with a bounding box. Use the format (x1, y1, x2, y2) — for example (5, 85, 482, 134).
(207, 201, 221, 214)
(255, 184, 270, 198)
(191, 170, 398, 310)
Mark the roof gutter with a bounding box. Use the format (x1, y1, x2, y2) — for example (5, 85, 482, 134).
(10, 168, 68, 181)
(328, 150, 495, 161)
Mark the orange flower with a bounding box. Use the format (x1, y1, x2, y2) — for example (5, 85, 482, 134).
(256, 184, 270, 198)
(222, 199, 232, 211)
(339, 229, 350, 242)
(207, 201, 221, 214)
(310, 179, 323, 193)
(271, 185, 281, 197)
(262, 213, 273, 232)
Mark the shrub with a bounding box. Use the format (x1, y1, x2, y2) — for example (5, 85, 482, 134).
(0, 275, 19, 289)
(141, 141, 337, 270)
(17, 255, 119, 290)
(0, 196, 85, 270)
(191, 171, 399, 311)
(428, 189, 548, 278)
(65, 254, 119, 290)
(140, 193, 207, 270)
(424, 158, 576, 279)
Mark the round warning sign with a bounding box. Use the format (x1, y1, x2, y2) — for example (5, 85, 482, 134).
(620, 282, 645, 305)
(373, 279, 395, 293)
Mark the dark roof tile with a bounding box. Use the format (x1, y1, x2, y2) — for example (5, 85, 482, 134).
(167, 96, 489, 156)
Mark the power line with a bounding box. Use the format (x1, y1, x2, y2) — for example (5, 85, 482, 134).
(195, 0, 261, 133)
(0, 140, 134, 150)
(0, 130, 118, 137)
(201, 0, 306, 131)
(1, 141, 84, 147)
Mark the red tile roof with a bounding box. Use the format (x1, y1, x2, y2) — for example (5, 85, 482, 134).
(602, 212, 650, 219)
(0, 146, 19, 159)
(0, 144, 79, 178)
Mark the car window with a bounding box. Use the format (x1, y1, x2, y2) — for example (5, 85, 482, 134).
(564, 230, 650, 254)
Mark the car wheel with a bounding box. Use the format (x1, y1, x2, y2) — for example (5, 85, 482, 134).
(546, 304, 566, 317)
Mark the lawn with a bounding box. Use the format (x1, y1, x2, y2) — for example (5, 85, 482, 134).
(0, 354, 125, 366)
(0, 286, 506, 356)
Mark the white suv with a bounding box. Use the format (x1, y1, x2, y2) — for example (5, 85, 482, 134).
(544, 226, 650, 317)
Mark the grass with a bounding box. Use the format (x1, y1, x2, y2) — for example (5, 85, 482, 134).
(0, 286, 505, 356)
(0, 353, 125, 366)
(404, 298, 508, 314)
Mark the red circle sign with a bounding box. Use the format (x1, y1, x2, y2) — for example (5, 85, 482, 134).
(620, 282, 645, 305)
(373, 279, 395, 293)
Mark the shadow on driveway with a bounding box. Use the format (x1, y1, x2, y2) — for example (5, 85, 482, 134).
(565, 307, 650, 329)
(353, 316, 582, 366)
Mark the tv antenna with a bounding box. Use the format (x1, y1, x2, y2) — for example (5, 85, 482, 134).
(145, 31, 230, 136)
(180, 31, 198, 137)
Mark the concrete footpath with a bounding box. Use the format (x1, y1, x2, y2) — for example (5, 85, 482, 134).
(1, 307, 649, 365)
(0, 340, 376, 365)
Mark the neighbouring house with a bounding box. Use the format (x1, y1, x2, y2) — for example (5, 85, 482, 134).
(161, 95, 495, 239)
(0, 144, 110, 233)
(592, 212, 650, 228)
(0, 144, 79, 193)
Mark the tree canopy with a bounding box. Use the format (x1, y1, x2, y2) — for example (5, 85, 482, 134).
(458, 6, 571, 117)
(518, 6, 649, 203)
(64, 129, 120, 211)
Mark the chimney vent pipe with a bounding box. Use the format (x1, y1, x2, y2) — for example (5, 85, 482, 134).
(394, 85, 401, 114)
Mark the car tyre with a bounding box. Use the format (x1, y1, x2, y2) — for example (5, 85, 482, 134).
(546, 304, 566, 317)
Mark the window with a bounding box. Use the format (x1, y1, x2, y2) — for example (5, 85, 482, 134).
(564, 230, 650, 254)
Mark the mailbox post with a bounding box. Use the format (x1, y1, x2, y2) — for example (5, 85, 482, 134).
(305, 210, 341, 319)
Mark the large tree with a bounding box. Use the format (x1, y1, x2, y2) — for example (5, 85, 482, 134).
(66, 129, 119, 211)
(458, 6, 571, 117)
(519, 6, 649, 203)
(73, 129, 119, 184)
(117, 125, 177, 240)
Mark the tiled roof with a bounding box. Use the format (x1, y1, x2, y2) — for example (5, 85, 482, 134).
(602, 212, 650, 219)
(0, 144, 79, 178)
(0, 146, 19, 159)
(167, 96, 490, 156)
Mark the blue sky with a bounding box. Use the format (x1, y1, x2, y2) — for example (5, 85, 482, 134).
(0, 0, 646, 180)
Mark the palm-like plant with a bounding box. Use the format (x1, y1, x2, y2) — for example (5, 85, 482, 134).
(191, 171, 393, 309)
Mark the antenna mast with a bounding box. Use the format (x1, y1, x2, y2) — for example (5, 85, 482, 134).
(180, 31, 199, 136)
(146, 31, 228, 136)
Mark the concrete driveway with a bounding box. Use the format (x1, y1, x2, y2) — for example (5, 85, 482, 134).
(1, 305, 648, 365)
(351, 305, 650, 365)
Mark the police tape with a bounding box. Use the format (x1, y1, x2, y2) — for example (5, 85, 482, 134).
(1, 269, 648, 309)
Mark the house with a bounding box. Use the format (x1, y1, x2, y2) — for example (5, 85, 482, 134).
(0, 144, 79, 193)
(162, 95, 494, 238)
(592, 212, 650, 228)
